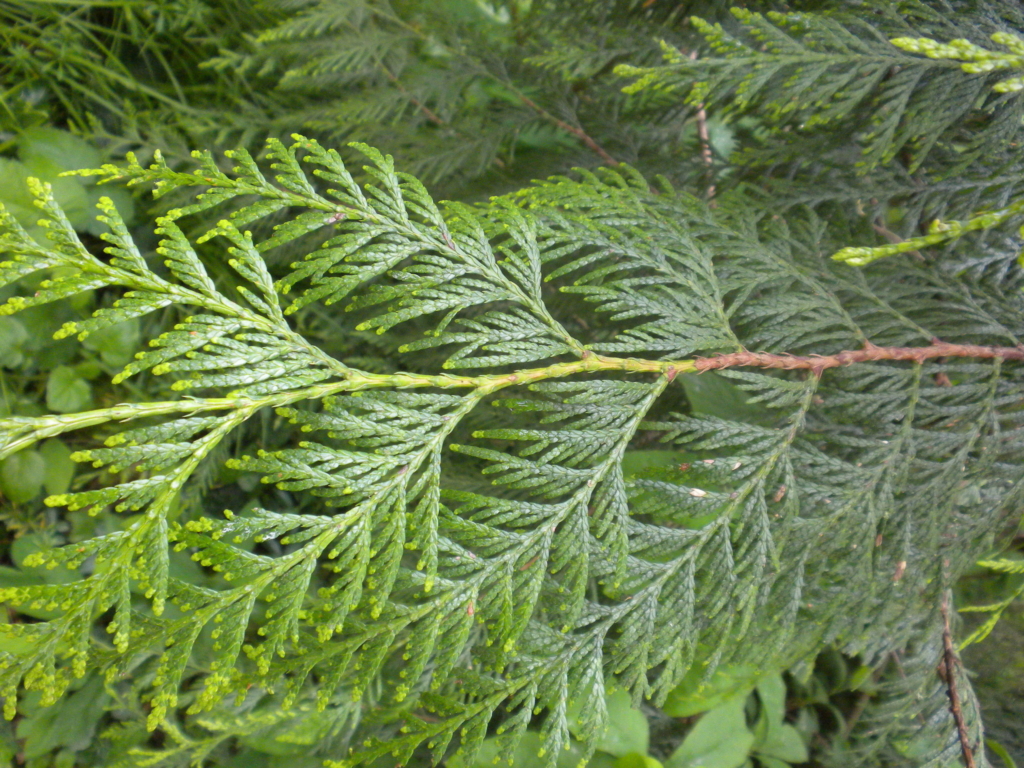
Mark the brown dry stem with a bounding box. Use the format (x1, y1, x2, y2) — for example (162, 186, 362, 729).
(940, 597, 977, 768)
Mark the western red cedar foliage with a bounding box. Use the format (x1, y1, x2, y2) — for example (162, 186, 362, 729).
(1, 2, 1023, 767)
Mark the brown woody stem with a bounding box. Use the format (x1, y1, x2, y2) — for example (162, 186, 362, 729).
(512, 92, 620, 166)
(694, 341, 1024, 377)
(941, 597, 977, 768)
(688, 50, 716, 202)
(379, 63, 446, 126)
(378, 63, 506, 168)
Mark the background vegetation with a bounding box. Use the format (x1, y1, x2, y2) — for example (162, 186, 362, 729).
(1, 1, 1022, 767)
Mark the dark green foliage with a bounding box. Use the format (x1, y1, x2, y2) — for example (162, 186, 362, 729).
(0, 0, 271, 140)
(0, 0, 742, 197)
(1, 2, 1024, 768)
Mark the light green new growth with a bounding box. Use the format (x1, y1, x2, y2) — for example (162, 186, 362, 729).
(958, 558, 1024, 650)
(832, 196, 1024, 266)
(0, 130, 1020, 768)
(891, 31, 1024, 93)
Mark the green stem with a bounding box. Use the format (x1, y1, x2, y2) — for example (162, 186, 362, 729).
(831, 198, 1024, 267)
(7, 336, 1024, 461)
(0, 354, 691, 459)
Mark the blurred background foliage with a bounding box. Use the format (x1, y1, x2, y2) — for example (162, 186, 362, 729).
(0, 0, 1022, 766)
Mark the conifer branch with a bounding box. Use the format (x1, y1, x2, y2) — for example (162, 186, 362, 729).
(6, 341, 1022, 460)
(0, 382, 350, 461)
(1, 130, 1019, 767)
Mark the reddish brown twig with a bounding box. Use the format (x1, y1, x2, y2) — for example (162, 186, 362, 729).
(688, 51, 716, 202)
(940, 597, 977, 768)
(379, 63, 446, 127)
(379, 63, 506, 168)
(512, 92, 620, 166)
(695, 341, 1024, 377)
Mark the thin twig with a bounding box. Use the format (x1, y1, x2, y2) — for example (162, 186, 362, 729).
(688, 50, 716, 202)
(941, 596, 977, 768)
(378, 62, 505, 168)
(379, 63, 446, 127)
(695, 340, 1024, 377)
(512, 91, 620, 166)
